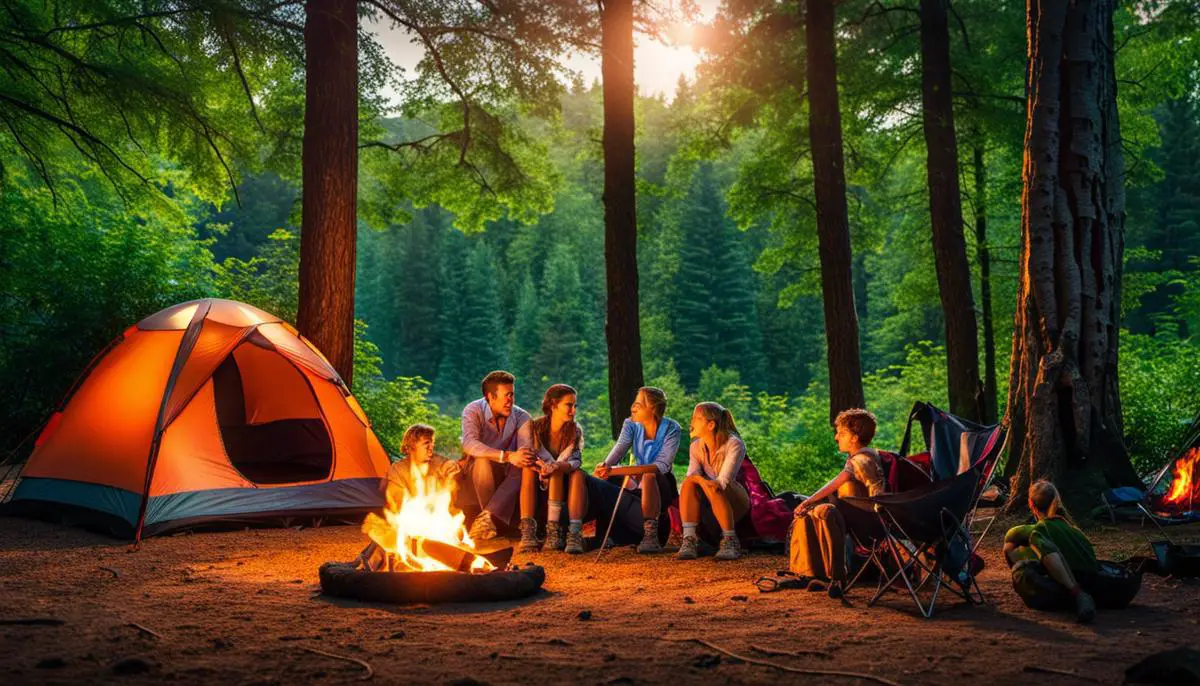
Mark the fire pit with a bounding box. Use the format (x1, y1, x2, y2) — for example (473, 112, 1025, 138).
(319, 561, 545, 604)
(1149, 446, 1199, 520)
(319, 459, 546, 604)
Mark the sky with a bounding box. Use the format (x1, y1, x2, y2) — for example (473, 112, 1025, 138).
(369, 1, 720, 107)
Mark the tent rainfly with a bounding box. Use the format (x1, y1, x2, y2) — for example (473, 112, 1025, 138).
(5, 299, 389, 540)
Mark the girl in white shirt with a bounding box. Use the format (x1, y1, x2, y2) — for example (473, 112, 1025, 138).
(677, 402, 751, 561)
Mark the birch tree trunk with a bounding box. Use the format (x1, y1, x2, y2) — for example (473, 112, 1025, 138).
(1004, 0, 1140, 506)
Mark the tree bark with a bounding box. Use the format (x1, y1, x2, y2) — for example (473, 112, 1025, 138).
(805, 0, 866, 423)
(297, 0, 358, 385)
(1004, 0, 1140, 509)
(973, 136, 998, 424)
(600, 0, 644, 438)
(920, 0, 982, 422)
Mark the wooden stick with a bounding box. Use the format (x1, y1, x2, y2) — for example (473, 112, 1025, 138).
(749, 644, 833, 659)
(300, 647, 374, 681)
(127, 622, 162, 639)
(1022, 665, 1100, 682)
(606, 465, 659, 477)
(662, 637, 900, 686)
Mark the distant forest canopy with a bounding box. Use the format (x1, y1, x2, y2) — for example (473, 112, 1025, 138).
(1, 0, 1197, 496)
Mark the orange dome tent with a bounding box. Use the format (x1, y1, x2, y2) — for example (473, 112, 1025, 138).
(6, 299, 390, 540)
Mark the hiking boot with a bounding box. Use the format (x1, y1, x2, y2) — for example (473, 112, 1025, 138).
(545, 520, 565, 551)
(637, 519, 663, 554)
(827, 581, 844, 599)
(564, 528, 585, 554)
(518, 517, 540, 553)
(676, 535, 699, 560)
(1075, 589, 1096, 624)
(715, 533, 742, 561)
(468, 511, 498, 542)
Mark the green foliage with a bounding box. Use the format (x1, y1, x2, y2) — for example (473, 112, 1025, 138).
(212, 229, 300, 322)
(0, 176, 212, 451)
(1120, 331, 1200, 475)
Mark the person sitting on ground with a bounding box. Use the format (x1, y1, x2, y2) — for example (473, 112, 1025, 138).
(677, 402, 751, 561)
(385, 423, 463, 510)
(518, 384, 585, 553)
(790, 409, 886, 597)
(1003, 480, 1098, 623)
(358, 423, 463, 570)
(460, 370, 535, 542)
(575, 387, 681, 555)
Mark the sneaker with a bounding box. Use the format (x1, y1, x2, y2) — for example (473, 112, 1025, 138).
(676, 535, 699, 560)
(518, 517, 539, 553)
(715, 533, 742, 561)
(637, 519, 663, 554)
(565, 529, 585, 555)
(1074, 589, 1096, 624)
(545, 521, 565, 551)
(468, 511, 498, 542)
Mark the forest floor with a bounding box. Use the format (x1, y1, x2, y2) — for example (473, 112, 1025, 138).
(1, 513, 1198, 685)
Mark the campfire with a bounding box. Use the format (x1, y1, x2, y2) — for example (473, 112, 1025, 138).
(1156, 446, 1199, 515)
(319, 460, 545, 604)
(360, 464, 494, 573)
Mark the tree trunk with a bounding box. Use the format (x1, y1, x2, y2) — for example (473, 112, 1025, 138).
(973, 136, 998, 424)
(1004, 0, 1139, 509)
(297, 0, 358, 385)
(920, 0, 982, 422)
(805, 0, 866, 424)
(600, 0, 644, 438)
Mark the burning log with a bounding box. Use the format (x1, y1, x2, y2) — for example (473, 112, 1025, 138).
(318, 562, 546, 604)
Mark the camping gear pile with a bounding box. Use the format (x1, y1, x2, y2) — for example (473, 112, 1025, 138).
(1, 299, 390, 540)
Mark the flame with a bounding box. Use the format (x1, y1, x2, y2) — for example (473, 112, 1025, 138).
(1162, 447, 1199, 509)
(363, 461, 494, 573)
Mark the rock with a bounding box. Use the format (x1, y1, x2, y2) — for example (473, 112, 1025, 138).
(683, 596, 695, 604)
(577, 610, 592, 621)
(111, 657, 153, 675)
(36, 658, 65, 669)
(731, 595, 748, 602)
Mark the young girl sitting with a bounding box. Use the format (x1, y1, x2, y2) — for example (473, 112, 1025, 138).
(1003, 480, 1098, 623)
(518, 384, 584, 552)
(676, 402, 752, 561)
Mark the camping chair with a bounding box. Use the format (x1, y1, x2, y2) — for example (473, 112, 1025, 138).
(899, 401, 1008, 549)
(837, 452, 934, 598)
(855, 469, 985, 618)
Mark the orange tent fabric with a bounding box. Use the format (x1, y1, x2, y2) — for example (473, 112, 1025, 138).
(10, 299, 389, 540)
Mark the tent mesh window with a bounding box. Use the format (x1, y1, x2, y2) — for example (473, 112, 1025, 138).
(212, 344, 333, 485)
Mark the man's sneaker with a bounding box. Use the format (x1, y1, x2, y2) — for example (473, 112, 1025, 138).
(715, 533, 742, 561)
(564, 529, 585, 554)
(468, 511, 498, 542)
(676, 535, 699, 560)
(637, 518, 663, 554)
(518, 517, 540, 553)
(545, 521, 565, 551)
(1075, 589, 1096, 624)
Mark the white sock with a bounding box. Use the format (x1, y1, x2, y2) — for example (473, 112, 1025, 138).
(683, 523, 697, 539)
(569, 519, 582, 534)
(721, 529, 735, 537)
(548, 500, 563, 523)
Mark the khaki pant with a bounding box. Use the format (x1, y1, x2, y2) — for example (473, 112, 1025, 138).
(789, 503, 847, 582)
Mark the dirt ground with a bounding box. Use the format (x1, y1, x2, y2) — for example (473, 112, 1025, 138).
(1, 514, 1198, 686)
